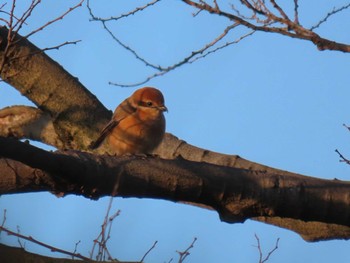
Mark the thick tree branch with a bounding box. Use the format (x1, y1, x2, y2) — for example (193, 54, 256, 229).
(1, 137, 350, 242)
(0, 105, 62, 147)
(0, 26, 111, 150)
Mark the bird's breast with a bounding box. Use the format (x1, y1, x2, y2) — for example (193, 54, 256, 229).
(107, 112, 165, 155)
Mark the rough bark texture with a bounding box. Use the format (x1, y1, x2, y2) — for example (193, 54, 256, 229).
(1, 26, 350, 246)
(0, 26, 111, 150)
(1, 137, 350, 242)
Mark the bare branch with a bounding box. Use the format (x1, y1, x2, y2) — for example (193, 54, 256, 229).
(343, 123, 350, 132)
(254, 234, 280, 263)
(0, 225, 92, 261)
(87, 0, 161, 22)
(177, 237, 197, 263)
(335, 149, 350, 165)
(90, 197, 120, 261)
(87, 0, 350, 87)
(0, 0, 84, 75)
(310, 3, 350, 31)
(72, 240, 81, 260)
(16, 225, 25, 249)
(189, 29, 255, 64)
(1, 209, 6, 230)
(109, 23, 253, 87)
(23, 0, 84, 39)
(12, 0, 41, 36)
(334, 124, 350, 165)
(293, 0, 299, 24)
(140, 240, 158, 262)
(269, 0, 290, 20)
(99, 20, 161, 71)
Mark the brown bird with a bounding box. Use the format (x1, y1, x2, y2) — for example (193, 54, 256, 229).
(90, 87, 167, 156)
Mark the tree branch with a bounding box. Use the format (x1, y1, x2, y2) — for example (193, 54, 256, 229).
(0, 105, 63, 147)
(0, 226, 91, 261)
(1, 137, 350, 242)
(0, 26, 111, 150)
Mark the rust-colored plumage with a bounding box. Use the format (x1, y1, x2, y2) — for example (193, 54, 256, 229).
(90, 87, 167, 155)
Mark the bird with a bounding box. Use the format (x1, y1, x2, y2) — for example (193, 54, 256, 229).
(90, 87, 167, 156)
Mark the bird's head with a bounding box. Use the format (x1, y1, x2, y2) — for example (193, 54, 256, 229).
(132, 87, 168, 114)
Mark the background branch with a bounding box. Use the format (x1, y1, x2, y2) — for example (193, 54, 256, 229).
(86, 0, 350, 86)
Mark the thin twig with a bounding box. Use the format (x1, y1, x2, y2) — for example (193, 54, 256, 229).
(177, 237, 197, 263)
(88, 0, 161, 22)
(12, 0, 41, 36)
(334, 124, 350, 165)
(23, 0, 85, 39)
(88, 0, 350, 87)
(335, 149, 350, 165)
(254, 234, 280, 263)
(7, 40, 81, 62)
(310, 3, 350, 31)
(0, 225, 92, 261)
(16, 225, 25, 248)
(293, 0, 299, 24)
(269, 0, 289, 20)
(90, 197, 120, 261)
(0, 209, 6, 231)
(109, 23, 247, 87)
(0, 2, 24, 26)
(189, 30, 255, 64)
(0, 0, 84, 76)
(343, 123, 350, 132)
(140, 240, 158, 262)
(72, 240, 81, 259)
(101, 20, 161, 71)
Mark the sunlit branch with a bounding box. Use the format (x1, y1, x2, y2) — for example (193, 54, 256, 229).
(23, 0, 84, 39)
(0, 0, 84, 76)
(269, 0, 289, 20)
(12, 0, 41, 36)
(189, 29, 255, 64)
(87, 0, 350, 87)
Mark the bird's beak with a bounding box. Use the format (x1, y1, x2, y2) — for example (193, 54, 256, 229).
(159, 105, 168, 112)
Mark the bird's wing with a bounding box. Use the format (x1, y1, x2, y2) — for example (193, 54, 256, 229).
(89, 119, 119, 149)
(89, 98, 137, 150)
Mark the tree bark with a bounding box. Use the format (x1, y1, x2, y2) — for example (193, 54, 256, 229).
(1, 26, 350, 243)
(0, 26, 110, 150)
(1, 137, 350, 242)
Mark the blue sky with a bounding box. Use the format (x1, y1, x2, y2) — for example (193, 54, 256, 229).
(1, 1, 350, 262)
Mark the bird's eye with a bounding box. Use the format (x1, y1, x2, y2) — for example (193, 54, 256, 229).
(146, 101, 153, 107)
